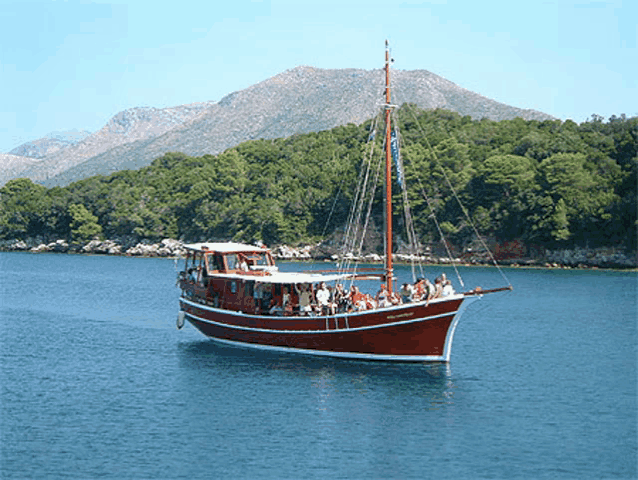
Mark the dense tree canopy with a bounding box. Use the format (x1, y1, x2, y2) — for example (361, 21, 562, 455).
(1, 108, 636, 253)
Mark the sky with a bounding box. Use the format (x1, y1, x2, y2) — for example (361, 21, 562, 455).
(1, 0, 636, 153)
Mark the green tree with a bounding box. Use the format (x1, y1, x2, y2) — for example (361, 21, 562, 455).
(68, 204, 102, 242)
(0, 178, 51, 239)
(540, 153, 617, 240)
(470, 154, 537, 241)
(549, 198, 570, 241)
(0, 109, 634, 256)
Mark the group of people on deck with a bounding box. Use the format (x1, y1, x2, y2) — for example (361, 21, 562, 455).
(266, 274, 455, 316)
(399, 273, 455, 304)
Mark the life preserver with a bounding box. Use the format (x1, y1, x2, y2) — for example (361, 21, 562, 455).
(176, 311, 186, 329)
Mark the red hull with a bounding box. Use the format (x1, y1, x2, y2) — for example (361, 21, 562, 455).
(179, 295, 476, 362)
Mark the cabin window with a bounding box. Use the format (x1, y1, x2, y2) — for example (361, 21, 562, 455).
(250, 253, 269, 266)
(229, 281, 237, 294)
(245, 281, 254, 297)
(226, 254, 239, 270)
(185, 253, 206, 283)
(186, 252, 199, 270)
(210, 254, 224, 271)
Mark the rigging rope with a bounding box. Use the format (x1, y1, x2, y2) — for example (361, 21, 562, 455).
(320, 160, 347, 240)
(402, 103, 513, 288)
(338, 114, 381, 282)
(410, 172, 465, 288)
(334, 61, 512, 293)
(391, 111, 425, 283)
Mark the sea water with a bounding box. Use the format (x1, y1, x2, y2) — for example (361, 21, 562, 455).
(1, 252, 636, 479)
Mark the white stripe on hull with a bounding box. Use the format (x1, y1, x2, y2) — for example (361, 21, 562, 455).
(180, 295, 479, 362)
(204, 336, 449, 362)
(180, 301, 460, 334)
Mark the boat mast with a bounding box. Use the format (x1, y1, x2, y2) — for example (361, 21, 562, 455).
(384, 40, 394, 293)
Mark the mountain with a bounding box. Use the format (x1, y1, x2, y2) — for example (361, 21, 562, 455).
(1, 130, 91, 185)
(0, 154, 43, 186)
(1, 67, 553, 187)
(13, 103, 214, 187)
(8, 129, 91, 159)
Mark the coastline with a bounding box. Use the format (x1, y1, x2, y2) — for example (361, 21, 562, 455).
(1, 237, 636, 271)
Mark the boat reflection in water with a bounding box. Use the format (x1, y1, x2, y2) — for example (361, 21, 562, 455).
(177, 339, 457, 409)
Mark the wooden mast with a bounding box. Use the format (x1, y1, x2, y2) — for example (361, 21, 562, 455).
(384, 40, 393, 293)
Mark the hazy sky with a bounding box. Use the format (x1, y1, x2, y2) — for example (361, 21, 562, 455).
(1, 0, 636, 153)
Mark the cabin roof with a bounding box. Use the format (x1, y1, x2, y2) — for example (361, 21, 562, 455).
(183, 242, 269, 254)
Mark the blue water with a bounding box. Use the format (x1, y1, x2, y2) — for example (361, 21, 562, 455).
(1, 252, 636, 479)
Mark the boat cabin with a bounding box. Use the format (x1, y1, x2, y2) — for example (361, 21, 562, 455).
(178, 242, 350, 316)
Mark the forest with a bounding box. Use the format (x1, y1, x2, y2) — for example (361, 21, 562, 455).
(1, 107, 636, 257)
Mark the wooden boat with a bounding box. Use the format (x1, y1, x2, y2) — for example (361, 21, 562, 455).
(176, 42, 511, 362)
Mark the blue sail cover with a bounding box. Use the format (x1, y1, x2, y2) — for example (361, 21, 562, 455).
(391, 128, 404, 187)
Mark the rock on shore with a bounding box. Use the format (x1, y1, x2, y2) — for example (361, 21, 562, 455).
(545, 248, 637, 269)
(0, 237, 187, 257)
(0, 237, 636, 269)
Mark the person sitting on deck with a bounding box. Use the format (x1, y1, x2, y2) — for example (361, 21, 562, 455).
(413, 278, 426, 301)
(261, 287, 272, 311)
(239, 256, 249, 271)
(389, 290, 401, 305)
(433, 276, 444, 298)
(424, 278, 436, 302)
(282, 287, 291, 313)
(295, 283, 313, 316)
(254, 282, 264, 312)
(188, 268, 197, 283)
(364, 294, 377, 310)
(326, 286, 338, 315)
(399, 283, 413, 303)
(269, 298, 284, 315)
(434, 273, 449, 298)
(376, 284, 391, 308)
(315, 282, 331, 315)
(334, 283, 348, 313)
(347, 286, 366, 312)
(441, 279, 455, 297)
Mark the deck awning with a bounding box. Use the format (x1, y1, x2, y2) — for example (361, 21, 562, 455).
(183, 242, 269, 254)
(207, 271, 355, 284)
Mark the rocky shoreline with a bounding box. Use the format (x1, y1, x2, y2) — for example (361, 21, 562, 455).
(1, 237, 636, 270)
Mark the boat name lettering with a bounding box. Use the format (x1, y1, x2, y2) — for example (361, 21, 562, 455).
(386, 312, 414, 320)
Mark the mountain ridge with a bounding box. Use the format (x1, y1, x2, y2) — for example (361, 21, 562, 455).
(8, 129, 91, 159)
(1, 66, 553, 187)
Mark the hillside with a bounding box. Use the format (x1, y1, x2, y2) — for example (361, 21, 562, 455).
(15, 103, 214, 186)
(8, 130, 91, 159)
(1, 109, 635, 260)
(1, 67, 553, 187)
(0, 153, 42, 186)
(1, 130, 91, 185)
